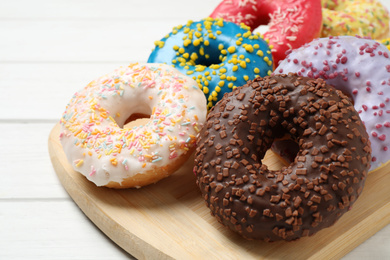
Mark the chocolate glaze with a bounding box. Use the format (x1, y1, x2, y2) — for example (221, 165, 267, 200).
(193, 74, 371, 241)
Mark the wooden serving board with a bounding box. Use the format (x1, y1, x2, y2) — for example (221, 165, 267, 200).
(48, 123, 390, 259)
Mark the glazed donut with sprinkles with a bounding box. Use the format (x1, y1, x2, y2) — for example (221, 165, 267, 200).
(194, 74, 371, 241)
(60, 63, 207, 188)
(148, 18, 273, 109)
(209, 0, 323, 66)
(321, 0, 390, 39)
(276, 36, 390, 172)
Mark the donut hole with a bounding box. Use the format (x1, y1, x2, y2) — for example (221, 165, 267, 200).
(253, 25, 269, 36)
(265, 139, 299, 170)
(123, 113, 151, 129)
(196, 48, 222, 67)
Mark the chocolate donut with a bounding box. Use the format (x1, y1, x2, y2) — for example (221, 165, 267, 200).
(193, 74, 371, 241)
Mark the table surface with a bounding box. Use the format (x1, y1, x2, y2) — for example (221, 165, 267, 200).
(1, 0, 390, 259)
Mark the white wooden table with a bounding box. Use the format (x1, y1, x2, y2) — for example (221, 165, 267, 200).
(1, 0, 389, 259)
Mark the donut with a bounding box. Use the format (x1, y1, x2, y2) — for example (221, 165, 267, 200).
(147, 18, 273, 109)
(60, 63, 207, 188)
(275, 36, 390, 172)
(321, 0, 390, 39)
(193, 74, 371, 241)
(209, 0, 323, 66)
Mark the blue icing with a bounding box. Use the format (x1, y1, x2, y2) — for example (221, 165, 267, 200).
(148, 18, 273, 109)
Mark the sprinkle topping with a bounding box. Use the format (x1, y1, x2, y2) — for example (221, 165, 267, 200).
(60, 63, 207, 187)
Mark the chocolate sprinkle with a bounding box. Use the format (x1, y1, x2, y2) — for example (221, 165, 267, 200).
(193, 74, 371, 241)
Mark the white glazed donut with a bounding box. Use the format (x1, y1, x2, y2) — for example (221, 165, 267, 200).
(60, 63, 207, 188)
(275, 36, 390, 172)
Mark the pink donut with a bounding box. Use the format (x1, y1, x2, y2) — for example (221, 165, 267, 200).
(209, 0, 323, 66)
(275, 36, 390, 172)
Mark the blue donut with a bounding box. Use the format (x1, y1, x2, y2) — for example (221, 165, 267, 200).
(148, 18, 273, 109)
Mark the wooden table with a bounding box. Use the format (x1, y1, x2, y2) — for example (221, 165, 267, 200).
(1, 0, 389, 259)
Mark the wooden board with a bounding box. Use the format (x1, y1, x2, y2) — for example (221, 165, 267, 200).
(48, 123, 390, 259)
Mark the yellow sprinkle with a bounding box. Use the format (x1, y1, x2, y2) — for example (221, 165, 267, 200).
(215, 86, 221, 92)
(108, 116, 116, 123)
(240, 61, 247, 69)
(183, 39, 191, 47)
(75, 159, 84, 168)
(218, 81, 225, 87)
(183, 53, 189, 59)
(154, 40, 165, 48)
(243, 31, 251, 38)
(236, 40, 242, 46)
(193, 39, 201, 46)
(254, 68, 260, 74)
(257, 50, 264, 57)
(204, 40, 210, 46)
(228, 82, 234, 88)
(218, 44, 224, 50)
(179, 48, 185, 54)
(203, 87, 209, 94)
(244, 75, 249, 81)
(186, 70, 194, 75)
(190, 52, 198, 61)
(232, 65, 238, 72)
(195, 65, 205, 72)
(227, 46, 236, 53)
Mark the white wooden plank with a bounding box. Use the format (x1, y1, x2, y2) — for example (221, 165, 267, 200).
(0, 200, 132, 260)
(0, 195, 388, 260)
(0, 63, 125, 120)
(0, 0, 220, 20)
(343, 225, 390, 259)
(0, 123, 69, 199)
(0, 20, 170, 62)
(0, 1, 219, 62)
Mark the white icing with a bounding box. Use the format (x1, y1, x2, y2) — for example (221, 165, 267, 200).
(60, 63, 207, 186)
